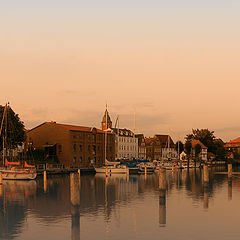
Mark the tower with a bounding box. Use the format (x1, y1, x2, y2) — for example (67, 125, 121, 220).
(101, 107, 112, 131)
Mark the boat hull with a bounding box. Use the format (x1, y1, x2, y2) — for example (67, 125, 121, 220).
(95, 167, 127, 174)
(0, 169, 37, 180)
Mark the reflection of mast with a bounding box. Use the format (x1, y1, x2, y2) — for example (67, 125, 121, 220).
(70, 173, 80, 240)
(159, 168, 166, 226)
(228, 179, 232, 201)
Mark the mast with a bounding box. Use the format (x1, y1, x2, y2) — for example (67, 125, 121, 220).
(104, 105, 107, 162)
(0, 104, 7, 166)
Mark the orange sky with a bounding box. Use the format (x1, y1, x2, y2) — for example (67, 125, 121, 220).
(1, 1, 240, 142)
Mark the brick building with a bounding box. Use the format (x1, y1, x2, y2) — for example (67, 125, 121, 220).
(26, 121, 115, 167)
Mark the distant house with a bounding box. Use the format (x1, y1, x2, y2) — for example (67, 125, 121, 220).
(145, 135, 177, 161)
(225, 137, 240, 154)
(135, 134, 146, 159)
(191, 140, 208, 161)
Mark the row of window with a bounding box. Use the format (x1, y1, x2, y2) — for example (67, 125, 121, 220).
(72, 134, 102, 142)
(73, 144, 112, 153)
(118, 153, 138, 158)
(119, 145, 137, 151)
(118, 137, 137, 143)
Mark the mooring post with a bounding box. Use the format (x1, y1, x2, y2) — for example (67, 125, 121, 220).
(70, 173, 80, 240)
(127, 168, 129, 183)
(203, 165, 209, 183)
(159, 168, 167, 226)
(228, 164, 232, 178)
(0, 172, 2, 185)
(43, 170, 47, 192)
(228, 179, 232, 201)
(105, 167, 108, 177)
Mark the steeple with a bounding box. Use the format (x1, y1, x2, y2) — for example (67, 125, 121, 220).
(101, 105, 112, 130)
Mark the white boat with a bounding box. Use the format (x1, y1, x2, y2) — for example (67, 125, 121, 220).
(95, 165, 127, 174)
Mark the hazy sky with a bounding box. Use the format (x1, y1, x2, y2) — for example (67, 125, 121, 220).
(1, 0, 240, 142)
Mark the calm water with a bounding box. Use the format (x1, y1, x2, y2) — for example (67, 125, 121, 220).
(1, 167, 240, 240)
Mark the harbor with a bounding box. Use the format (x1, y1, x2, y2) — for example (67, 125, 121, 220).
(0, 166, 240, 240)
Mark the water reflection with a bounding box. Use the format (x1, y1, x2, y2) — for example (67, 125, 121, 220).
(0, 168, 239, 240)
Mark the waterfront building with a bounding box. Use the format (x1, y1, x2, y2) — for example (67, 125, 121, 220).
(145, 135, 177, 161)
(191, 139, 208, 161)
(26, 121, 115, 168)
(101, 108, 138, 159)
(135, 134, 147, 159)
(225, 137, 240, 154)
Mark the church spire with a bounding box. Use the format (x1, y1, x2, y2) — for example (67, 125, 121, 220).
(101, 106, 112, 130)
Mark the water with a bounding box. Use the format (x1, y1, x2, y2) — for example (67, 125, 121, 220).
(0, 168, 240, 240)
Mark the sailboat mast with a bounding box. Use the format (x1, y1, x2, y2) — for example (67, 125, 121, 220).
(104, 105, 107, 162)
(1, 104, 7, 166)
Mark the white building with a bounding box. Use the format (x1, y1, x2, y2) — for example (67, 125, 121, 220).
(113, 128, 138, 159)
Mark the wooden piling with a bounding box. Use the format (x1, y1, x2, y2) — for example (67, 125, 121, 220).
(228, 164, 232, 178)
(0, 173, 2, 185)
(105, 167, 108, 177)
(203, 165, 209, 183)
(43, 170, 47, 192)
(159, 168, 166, 225)
(228, 179, 232, 201)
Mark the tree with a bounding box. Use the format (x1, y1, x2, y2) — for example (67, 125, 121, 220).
(185, 141, 192, 168)
(186, 129, 215, 153)
(175, 141, 184, 156)
(0, 104, 25, 151)
(194, 143, 202, 167)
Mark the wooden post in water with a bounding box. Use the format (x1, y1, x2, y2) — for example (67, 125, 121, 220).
(228, 164, 232, 179)
(127, 168, 129, 183)
(145, 167, 147, 181)
(0, 172, 3, 185)
(70, 173, 80, 240)
(43, 170, 47, 192)
(105, 167, 108, 177)
(203, 165, 209, 183)
(159, 168, 166, 226)
(228, 179, 232, 201)
(0, 184, 2, 197)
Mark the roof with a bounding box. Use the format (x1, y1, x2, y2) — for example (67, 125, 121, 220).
(225, 137, 240, 148)
(191, 139, 207, 149)
(154, 135, 175, 148)
(111, 128, 134, 137)
(28, 122, 105, 133)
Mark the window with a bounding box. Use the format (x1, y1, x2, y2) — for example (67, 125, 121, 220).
(73, 144, 76, 152)
(58, 144, 62, 153)
(73, 156, 76, 163)
(79, 145, 82, 152)
(88, 145, 91, 153)
(79, 156, 82, 162)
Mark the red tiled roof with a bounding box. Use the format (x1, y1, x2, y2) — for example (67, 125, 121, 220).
(191, 139, 207, 149)
(225, 137, 240, 148)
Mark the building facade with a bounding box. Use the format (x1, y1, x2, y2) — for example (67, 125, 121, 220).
(135, 134, 147, 159)
(26, 122, 115, 167)
(101, 108, 138, 159)
(112, 128, 138, 159)
(191, 139, 208, 161)
(145, 135, 177, 161)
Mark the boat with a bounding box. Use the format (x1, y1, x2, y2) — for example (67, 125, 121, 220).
(0, 103, 37, 180)
(95, 164, 127, 174)
(138, 163, 155, 173)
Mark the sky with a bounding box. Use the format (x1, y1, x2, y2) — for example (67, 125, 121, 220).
(1, 0, 240, 142)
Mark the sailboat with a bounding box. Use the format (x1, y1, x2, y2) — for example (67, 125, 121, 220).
(0, 103, 37, 180)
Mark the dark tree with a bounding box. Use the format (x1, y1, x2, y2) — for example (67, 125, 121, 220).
(194, 143, 202, 167)
(0, 104, 25, 151)
(185, 141, 192, 168)
(186, 129, 215, 153)
(175, 141, 184, 155)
